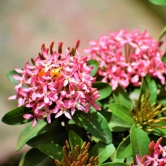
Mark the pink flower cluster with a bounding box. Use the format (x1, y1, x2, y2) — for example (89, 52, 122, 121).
(9, 42, 100, 126)
(133, 137, 166, 166)
(84, 29, 166, 90)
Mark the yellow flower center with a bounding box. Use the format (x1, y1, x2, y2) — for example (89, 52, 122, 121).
(51, 67, 62, 78)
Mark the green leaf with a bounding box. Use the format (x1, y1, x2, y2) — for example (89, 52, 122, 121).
(19, 148, 47, 166)
(116, 135, 132, 159)
(109, 103, 135, 125)
(87, 59, 99, 76)
(27, 126, 67, 148)
(139, 74, 157, 105)
(7, 70, 20, 84)
(149, 0, 166, 5)
(110, 150, 125, 163)
(27, 122, 68, 148)
(2, 106, 32, 125)
(161, 53, 166, 63)
(16, 119, 59, 151)
(113, 86, 133, 110)
(159, 26, 166, 40)
(130, 125, 150, 163)
(93, 82, 112, 100)
(108, 114, 131, 132)
(38, 144, 63, 160)
(89, 142, 115, 164)
(69, 130, 83, 151)
(73, 109, 112, 144)
(151, 121, 166, 136)
(101, 162, 129, 166)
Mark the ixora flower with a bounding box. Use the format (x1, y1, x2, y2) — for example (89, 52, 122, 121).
(84, 29, 166, 90)
(8, 42, 101, 126)
(131, 137, 166, 166)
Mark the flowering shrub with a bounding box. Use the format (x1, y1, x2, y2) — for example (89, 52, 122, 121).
(2, 1, 166, 166)
(85, 29, 166, 90)
(8, 42, 100, 127)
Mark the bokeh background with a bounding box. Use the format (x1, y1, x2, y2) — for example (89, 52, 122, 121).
(1, 0, 166, 165)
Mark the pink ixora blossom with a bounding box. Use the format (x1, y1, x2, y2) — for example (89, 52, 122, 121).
(84, 29, 166, 90)
(131, 137, 166, 166)
(9, 42, 100, 126)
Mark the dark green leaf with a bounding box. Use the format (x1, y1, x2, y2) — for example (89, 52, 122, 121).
(93, 82, 112, 100)
(2, 106, 32, 125)
(65, 123, 88, 141)
(87, 59, 99, 76)
(27, 126, 67, 148)
(116, 135, 132, 159)
(89, 142, 115, 164)
(16, 120, 48, 151)
(69, 130, 83, 151)
(130, 125, 150, 163)
(16, 119, 59, 151)
(101, 162, 129, 166)
(73, 109, 112, 144)
(7, 70, 20, 84)
(38, 144, 63, 160)
(19, 148, 47, 166)
(113, 86, 133, 110)
(161, 53, 166, 63)
(149, 0, 166, 5)
(108, 114, 131, 132)
(139, 74, 157, 105)
(109, 104, 135, 125)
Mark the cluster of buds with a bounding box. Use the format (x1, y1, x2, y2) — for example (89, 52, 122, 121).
(85, 29, 166, 90)
(131, 137, 166, 166)
(55, 140, 99, 166)
(131, 92, 166, 132)
(8, 41, 100, 126)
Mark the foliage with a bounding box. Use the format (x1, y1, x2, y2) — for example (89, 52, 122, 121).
(2, 2, 166, 165)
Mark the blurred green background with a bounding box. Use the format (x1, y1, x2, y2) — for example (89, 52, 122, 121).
(0, 0, 166, 165)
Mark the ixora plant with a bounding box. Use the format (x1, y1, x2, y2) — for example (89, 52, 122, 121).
(3, 1, 166, 166)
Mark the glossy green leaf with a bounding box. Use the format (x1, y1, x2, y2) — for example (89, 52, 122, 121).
(109, 103, 135, 125)
(149, 0, 166, 5)
(108, 114, 131, 132)
(38, 144, 63, 160)
(116, 135, 132, 159)
(16, 119, 59, 151)
(161, 53, 166, 63)
(7, 70, 20, 84)
(139, 74, 157, 105)
(93, 82, 112, 100)
(130, 125, 150, 163)
(19, 148, 47, 166)
(69, 130, 83, 151)
(89, 142, 115, 164)
(27, 126, 67, 148)
(87, 59, 99, 76)
(101, 162, 129, 166)
(113, 86, 133, 110)
(73, 109, 112, 144)
(2, 106, 32, 125)
(110, 150, 125, 163)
